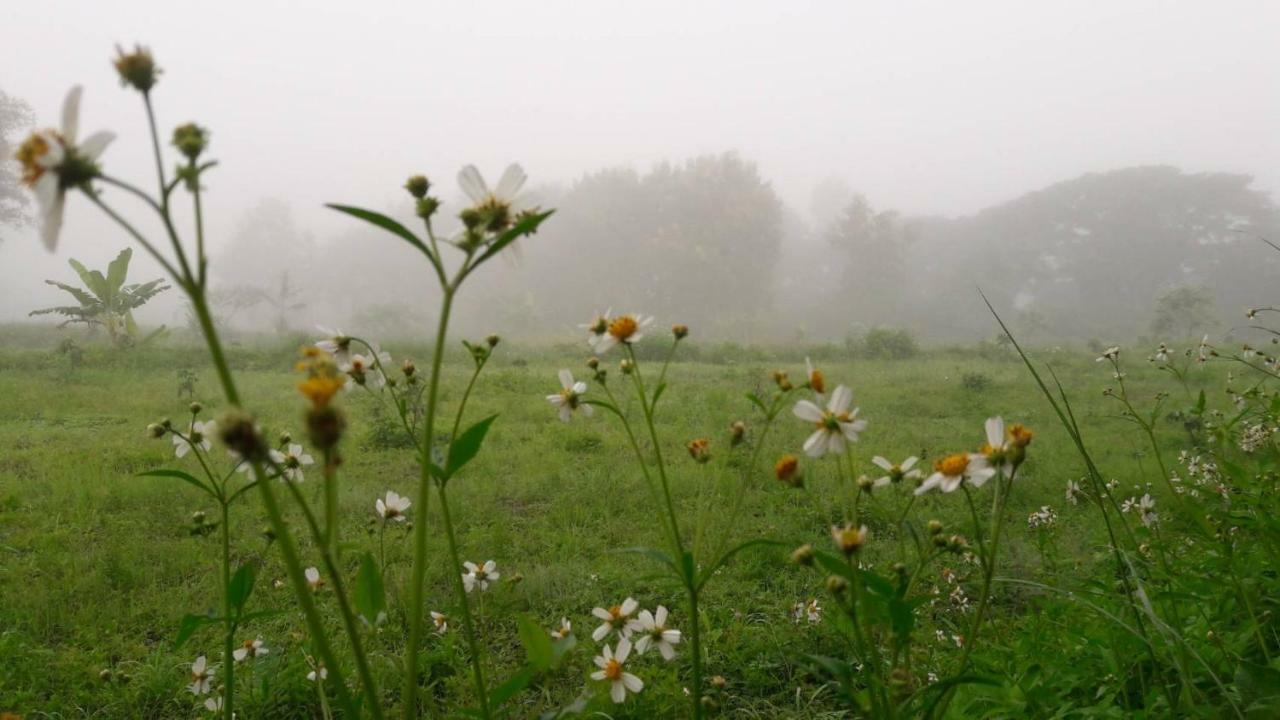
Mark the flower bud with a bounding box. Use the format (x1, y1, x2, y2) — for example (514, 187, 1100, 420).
(415, 197, 440, 220)
(460, 207, 482, 229)
(772, 370, 793, 391)
(113, 44, 160, 92)
(948, 534, 968, 553)
(927, 520, 944, 535)
(147, 423, 165, 438)
(825, 575, 848, 595)
(686, 438, 711, 464)
(278, 431, 293, 445)
(508, 572, 524, 585)
(672, 324, 689, 340)
(790, 544, 814, 566)
(190, 401, 203, 414)
(307, 405, 346, 451)
(192, 510, 206, 525)
(219, 408, 265, 461)
(586, 357, 600, 370)
(774, 454, 802, 487)
(160, 417, 172, 429)
(486, 334, 500, 348)
(404, 175, 430, 199)
(710, 675, 728, 690)
(99, 668, 113, 682)
(831, 523, 868, 556)
(856, 475, 874, 491)
(171, 123, 209, 161)
(620, 359, 635, 375)
(729, 420, 746, 447)
(401, 359, 416, 377)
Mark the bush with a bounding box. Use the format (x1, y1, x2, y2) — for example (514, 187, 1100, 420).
(961, 371, 992, 392)
(861, 327, 919, 360)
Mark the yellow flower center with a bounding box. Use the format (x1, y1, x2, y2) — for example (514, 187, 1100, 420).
(608, 315, 639, 341)
(243, 639, 256, 650)
(603, 658, 623, 680)
(15, 132, 54, 186)
(774, 455, 799, 482)
(809, 369, 825, 394)
(935, 453, 970, 477)
(1009, 424, 1033, 448)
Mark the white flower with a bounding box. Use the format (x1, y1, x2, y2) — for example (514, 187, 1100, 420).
(307, 665, 328, 682)
(792, 385, 867, 457)
(203, 696, 223, 712)
(462, 560, 499, 593)
(1138, 493, 1158, 527)
(1096, 346, 1120, 362)
(376, 490, 412, 522)
(551, 617, 572, 640)
(547, 369, 592, 422)
(592, 597, 641, 641)
(430, 610, 448, 634)
(976, 416, 1014, 476)
(870, 455, 922, 488)
(591, 313, 654, 355)
(1027, 506, 1057, 530)
(791, 599, 822, 624)
(634, 606, 681, 660)
(342, 351, 389, 390)
(1153, 344, 1170, 363)
(580, 308, 612, 348)
(188, 655, 213, 695)
(305, 566, 323, 591)
(16, 86, 116, 251)
(233, 637, 268, 662)
(590, 637, 644, 704)
(459, 163, 527, 213)
(274, 443, 314, 482)
(175, 420, 216, 459)
(1197, 335, 1212, 364)
(914, 451, 995, 495)
(1066, 479, 1083, 505)
(314, 326, 351, 365)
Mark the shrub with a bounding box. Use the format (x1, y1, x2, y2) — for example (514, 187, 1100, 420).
(860, 327, 919, 359)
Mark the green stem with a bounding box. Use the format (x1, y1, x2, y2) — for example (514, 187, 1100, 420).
(404, 288, 454, 719)
(687, 584, 704, 720)
(323, 447, 339, 559)
(220, 501, 235, 720)
(438, 485, 490, 717)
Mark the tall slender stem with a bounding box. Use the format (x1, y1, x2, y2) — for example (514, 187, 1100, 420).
(220, 501, 235, 720)
(404, 288, 454, 718)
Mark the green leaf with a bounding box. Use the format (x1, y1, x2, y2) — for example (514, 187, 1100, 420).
(745, 392, 767, 414)
(445, 414, 498, 479)
(68, 258, 109, 301)
(228, 563, 256, 614)
(516, 614, 555, 671)
(137, 469, 215, 499)
(487, 668, 534, 709)
(106, 247, 132, 294)
(354, 553, 387, 628)
(325, 204, 433, 259)
(174, 612, 217, 648)
(652, 382, 668, 408)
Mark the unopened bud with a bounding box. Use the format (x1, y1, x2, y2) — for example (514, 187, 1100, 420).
(710, 675, 728, 690)
(415, 196, 440, 220)
(672, 324, 689, 340)
(307, 405, 346, 451)
(486, 334, 500, 348)
(686, 438, 711, 464)
(856, 475, 874, 491)
(508, 572, 524, 585)
(219, 408, 264, 461)
(147, 423, 165, 438)
(278, 431, 293, 445)
(773, 370, 793, 391)
(402, 359, 416, 377)
(189, 401, 203, 414)
(774, 454, 802, 487)
(113, 44, 160, 92)
(404, 175, 430, 199)
(825, 575, 848, 595)
(791, 544, 815, 566)
(927, 520, 944, 535)
(620, 359, 635, 375)
(160, 417, 172, 429)
(191, 510, 206, 525)
(729, 420, 746, 447)
(586, 357, 600, 370)
(99, 668, 113, 682)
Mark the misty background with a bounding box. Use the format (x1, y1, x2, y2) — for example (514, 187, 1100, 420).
(2, 1, 1278, 345)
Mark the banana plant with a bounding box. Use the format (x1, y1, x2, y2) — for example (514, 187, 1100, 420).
(30, 247, 170, 347)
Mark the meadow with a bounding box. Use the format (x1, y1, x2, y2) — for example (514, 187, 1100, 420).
(0, 330, 1248, 718)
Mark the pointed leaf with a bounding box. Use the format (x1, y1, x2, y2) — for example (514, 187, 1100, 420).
(174, 612, 218, 649)
(137, 469, 216, 499)
(516, 614, 555, 671)
(444, 414, 498, 478)
(354, 553, 387, 628)
(106, 247, 132, 293)
(487, 668, 534, 709)
(325, 204, 433, 259)
(228, 563, 257, 614)
(475, 210, 555, 265)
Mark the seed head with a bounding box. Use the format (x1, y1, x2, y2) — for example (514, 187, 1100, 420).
(219, 408, 265, 461)
(171, 123, 209, 161)
(790, 543, 815, 566)
(404, 175, 430, 199)
(672, 324, 689, 340)
(415, 196, 440, 220)
(189, 401, 203, 414)
(113, 44, 160, 92)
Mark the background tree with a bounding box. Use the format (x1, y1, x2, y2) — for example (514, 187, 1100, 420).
(823, 194, 912, 331)
(0, 88, 34, 243)
(1151, 284, 1217, 339)
(30, 248, 171, 347)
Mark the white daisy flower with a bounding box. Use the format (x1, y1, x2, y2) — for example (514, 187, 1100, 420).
(580, 308, 612, 348)
(914, 451, 995, 495)
(591, 597, 641, 642)
(462, 560, 499, 593)
(590, 637, 644, 704)
(15, 86, 116, 251)
(792, 385, 868, 457)
(1065, 479, 1083, 505)
(342, 351, 389, 390)
(547, 369, 592, 422)
(458, 163, 527, 217)
(976, 416, 1014, 476)
(232, 637, 268, 662)
(188, 655, 213, 695)
(376, 490, 411, 522)
(305, 566, 323, 591)
(550, 617, 572, 640)
(870, 455, 922, 488)
(175, 420, 216, 459)
(273, 443, 314, 482)
(1138, 493, 1158, 527)
(634, 606, 681, 661)
(591, 314, 654, 355)
(1096, 346, 1120, 362)
(306, 665, 328, 682)
(203, 696, 223, 712)
(430, 610, 448, 634)
(314, 326, 351, 365)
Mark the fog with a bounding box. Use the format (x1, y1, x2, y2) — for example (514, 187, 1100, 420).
(2, 1, 1278, 344)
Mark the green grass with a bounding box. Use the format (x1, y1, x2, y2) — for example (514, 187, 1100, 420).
(0, 333, 1225, 717)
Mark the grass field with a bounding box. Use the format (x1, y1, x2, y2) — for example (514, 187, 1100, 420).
(0, 329, 1222, 718)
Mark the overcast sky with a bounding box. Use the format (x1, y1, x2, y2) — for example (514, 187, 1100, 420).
(2, 0, 1278, 318)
